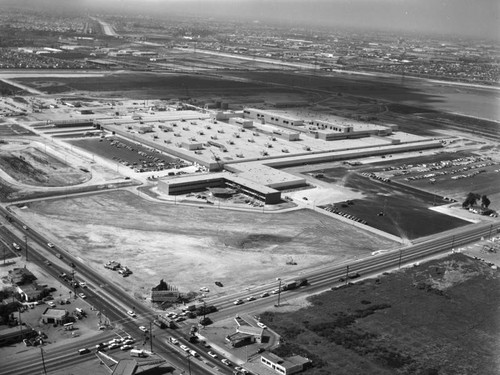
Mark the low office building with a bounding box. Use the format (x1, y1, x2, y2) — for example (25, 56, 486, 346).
(243, 108, 304, 127)
(158, 173, 282, 204)
(16, 282, 45, 302)
(261, 352, 311, 375)
(0, 326, 37, 347)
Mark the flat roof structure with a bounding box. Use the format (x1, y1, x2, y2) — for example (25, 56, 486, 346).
(111, 359, 138, 375)
(158, 172, 282, 204)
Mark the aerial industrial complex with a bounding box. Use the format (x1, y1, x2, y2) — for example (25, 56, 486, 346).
(0, 4, 498, 375)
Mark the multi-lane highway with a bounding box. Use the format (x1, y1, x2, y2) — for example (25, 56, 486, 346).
(1, 200, 498, 375)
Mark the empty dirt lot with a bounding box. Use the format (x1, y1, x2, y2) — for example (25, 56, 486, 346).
(11, 190, 398, 301)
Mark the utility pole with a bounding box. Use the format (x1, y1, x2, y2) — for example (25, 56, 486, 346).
(149, 321, 153, 353)
(276, 278, 282, 307)
(40, 347, 47, 375)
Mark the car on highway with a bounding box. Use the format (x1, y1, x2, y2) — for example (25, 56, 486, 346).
(127, 310, 136, 318)
(78, 293, 87, 299)
(95, 342, 107, 351)
(260, 292, 269, 298)
(79, 282, 87, 288)
(22, 225, 28, 230)
(138, 325, 148, 333)
(44, 260, 51, 266)
(120, 344, 133, 351)
(108, 342, 120, 350)
(208, 351, 217, 358)
(78, 348, 90, 355)
(189, 349, 199, 357)
(47, 243, 55, 248)
(246, 296, 256, 301)
(70, 262, 75, 268)
(180, 344, 189, 352)
(221, 358, 231, 366)
(271, 289, 280, 294)
(169, 337, 179, 345)
(233, 299, 244, 305)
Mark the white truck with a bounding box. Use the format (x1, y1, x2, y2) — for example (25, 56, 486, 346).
(130, 349, 146, 357)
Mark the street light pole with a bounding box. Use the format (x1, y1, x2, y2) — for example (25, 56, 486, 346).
(40, 347, 48, 375)
(149, 321, 153, 353)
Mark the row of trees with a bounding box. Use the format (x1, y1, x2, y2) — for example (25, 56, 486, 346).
(462, 192, 490, 209)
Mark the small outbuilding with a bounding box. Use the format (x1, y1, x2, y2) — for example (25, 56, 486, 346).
(42, 308, 69, 325)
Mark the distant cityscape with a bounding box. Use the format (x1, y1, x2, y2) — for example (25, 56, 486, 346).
(0, 7, 498, 85)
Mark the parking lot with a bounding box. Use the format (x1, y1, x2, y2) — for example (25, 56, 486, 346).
(69, 136, 192, 173)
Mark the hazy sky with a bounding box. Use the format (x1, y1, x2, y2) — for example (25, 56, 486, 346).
(4, 0, 500, 40)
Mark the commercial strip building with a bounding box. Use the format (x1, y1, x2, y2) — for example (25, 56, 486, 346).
(260, 352, 311, 375)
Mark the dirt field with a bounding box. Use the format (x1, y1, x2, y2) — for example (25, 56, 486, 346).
(259, 253, 500, 375)
(11, 190, 398, 301)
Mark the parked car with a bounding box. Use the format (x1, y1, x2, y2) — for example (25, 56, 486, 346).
(221, 359, 231, 366)
(78, 348, 90, 355)
(138, 325, 148, 333)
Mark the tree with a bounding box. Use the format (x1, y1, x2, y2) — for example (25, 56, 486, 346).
(481, 195, 491, 208)
(462, 192, 481, 208)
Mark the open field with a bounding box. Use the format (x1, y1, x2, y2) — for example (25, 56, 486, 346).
(12, 190, 398, 300)
(259, 253, 500, 375)
(13, 71, 307, 103)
